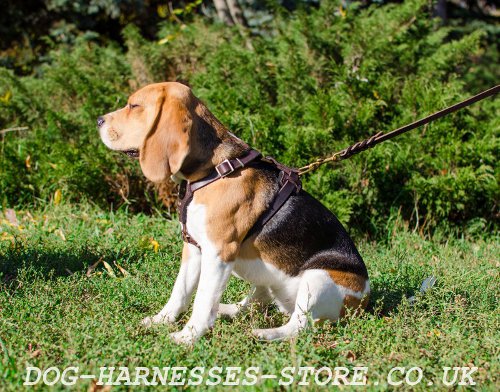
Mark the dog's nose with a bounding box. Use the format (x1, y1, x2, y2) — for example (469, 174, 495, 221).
(97, 116, 105, 128)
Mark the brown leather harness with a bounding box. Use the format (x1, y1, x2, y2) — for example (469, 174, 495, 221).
(178, 149, 301, 249)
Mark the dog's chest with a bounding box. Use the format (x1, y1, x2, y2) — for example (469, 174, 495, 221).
(185, 201, 299, 288)
(185, 200, 207, 245)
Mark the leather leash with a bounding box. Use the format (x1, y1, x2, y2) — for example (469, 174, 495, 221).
(298, 84, 500, 175)
(177, 84, 498, 249)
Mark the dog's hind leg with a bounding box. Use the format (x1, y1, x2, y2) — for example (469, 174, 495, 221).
(252, 269, 345, 341)
(218, 286, 272, 318)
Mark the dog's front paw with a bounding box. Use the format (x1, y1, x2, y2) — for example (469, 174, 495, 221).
(217, 303, 240, 319)
(170, 328, 199, 345)
(252, 328, 273, 340)
(252, 328, 289, 341)
(141, 316, 154, 328)
(141, 313, 176, 328)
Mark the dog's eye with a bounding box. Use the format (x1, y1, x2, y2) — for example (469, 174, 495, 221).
(128, 103, 140, 109)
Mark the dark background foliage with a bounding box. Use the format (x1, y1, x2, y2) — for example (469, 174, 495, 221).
(0, 0, 498, 238)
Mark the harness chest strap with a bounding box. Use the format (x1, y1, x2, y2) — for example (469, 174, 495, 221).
(177, 149, 301, 249)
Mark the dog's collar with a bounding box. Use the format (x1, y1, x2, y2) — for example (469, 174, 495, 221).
(177, 149, 301, 249)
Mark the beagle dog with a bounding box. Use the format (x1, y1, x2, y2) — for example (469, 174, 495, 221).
(98, 82, 369, 344)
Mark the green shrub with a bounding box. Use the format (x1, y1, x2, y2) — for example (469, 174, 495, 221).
(0, 0, 498, 236)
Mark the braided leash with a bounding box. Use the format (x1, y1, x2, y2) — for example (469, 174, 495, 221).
(298, 84, 500, 176)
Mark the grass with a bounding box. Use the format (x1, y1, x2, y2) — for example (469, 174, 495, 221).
(0, 203, 498, 390)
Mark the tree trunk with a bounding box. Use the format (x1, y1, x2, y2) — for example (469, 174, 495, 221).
(435, 0, 448, 23)
(213, 0, 248, 27)
(213, 0, 234, 25)
(226, 0, 248, 27)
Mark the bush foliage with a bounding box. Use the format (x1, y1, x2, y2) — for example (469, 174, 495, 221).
(0, 0, 498, 236)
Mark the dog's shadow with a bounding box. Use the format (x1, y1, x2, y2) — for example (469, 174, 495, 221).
(0, 246, 120, 286)
(366, 280, 419, 316)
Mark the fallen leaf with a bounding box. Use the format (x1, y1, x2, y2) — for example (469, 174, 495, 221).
(150, 239, 160, 253)
(4, 209, 18, 226)
(95, 219, 110, 225)
(102, 261, 116, 278)
(427, 329, 441, 337)
(1, 232, 14, 241)
(114, 261, 130, 277)
(25, 155, 31, 170)
(338, 6, 346, 18)
(54, 229, 66, 241)
(327, 341, 338, 349)
(53, 189, 62, 205)
(87, 380, 111, 392)
(345, 350, 356, 362)
(389, 352, 403, 361)
(86, 258, 103, 277)
(0, 90, 11, 103)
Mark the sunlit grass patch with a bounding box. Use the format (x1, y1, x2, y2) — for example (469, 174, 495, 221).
(0, 204, 498, 390)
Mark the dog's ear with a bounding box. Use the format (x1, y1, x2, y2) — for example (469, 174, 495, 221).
(139, 93, 192, 183)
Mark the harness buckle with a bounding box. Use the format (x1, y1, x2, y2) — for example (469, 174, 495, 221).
(278, 170, 301, 192)
(216, 159, 235, 177)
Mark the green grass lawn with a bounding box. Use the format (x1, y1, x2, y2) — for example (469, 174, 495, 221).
(1, 204, 498, 390)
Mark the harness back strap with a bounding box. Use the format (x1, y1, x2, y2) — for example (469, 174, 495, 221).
(245, 157, 301, 239)
(177, 149, 301, 249)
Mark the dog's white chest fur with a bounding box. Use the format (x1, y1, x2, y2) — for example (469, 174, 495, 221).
(186, 201, 299, 285)
(185, 201, 207, 247)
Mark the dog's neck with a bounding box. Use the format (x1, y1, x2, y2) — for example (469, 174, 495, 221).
(178, 102, 250, 182)
(212, 132, 249, 165)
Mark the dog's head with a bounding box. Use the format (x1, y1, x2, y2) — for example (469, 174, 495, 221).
(98, 82, 221, 183)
